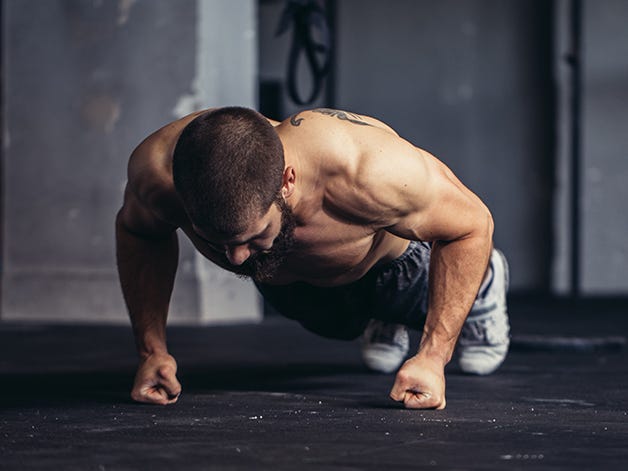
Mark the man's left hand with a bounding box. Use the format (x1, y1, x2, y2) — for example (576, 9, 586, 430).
(389, 354, 446, 410)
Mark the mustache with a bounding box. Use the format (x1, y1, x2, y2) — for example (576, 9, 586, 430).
(236, 206, 297, 283)
(236, 249, 283, 283)
(238, 233, 293, 282)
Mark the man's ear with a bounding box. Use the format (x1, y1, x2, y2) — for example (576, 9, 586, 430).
(281, 166, 296, 198)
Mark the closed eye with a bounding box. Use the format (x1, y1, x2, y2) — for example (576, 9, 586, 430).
(193, 222, 273, 252)
(206, 241, 224, 253)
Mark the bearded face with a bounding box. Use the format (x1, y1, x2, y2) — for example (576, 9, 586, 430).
(235, 198, 297, 283)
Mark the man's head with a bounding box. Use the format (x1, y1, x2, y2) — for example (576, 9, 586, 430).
(191, 195, 298, 284)
(172, 107, 285, 236)
(173, 107, 295, 282)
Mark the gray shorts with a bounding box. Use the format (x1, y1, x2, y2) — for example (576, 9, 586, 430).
(256, 241, 502, 341)
(255, 241, 432, 340)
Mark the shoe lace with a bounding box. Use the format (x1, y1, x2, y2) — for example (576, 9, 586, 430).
(369, 323, 405, 348)
(460, 317, 493, 346)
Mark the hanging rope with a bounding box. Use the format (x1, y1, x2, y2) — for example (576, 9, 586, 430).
(275, 0, 332, 105)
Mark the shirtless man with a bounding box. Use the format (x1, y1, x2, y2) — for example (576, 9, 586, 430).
(116, 107, 510, 410)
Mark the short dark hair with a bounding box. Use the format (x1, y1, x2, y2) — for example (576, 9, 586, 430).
(172, 107, 285, 235)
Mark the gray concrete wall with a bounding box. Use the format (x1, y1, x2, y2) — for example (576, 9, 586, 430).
(580, 0, 628, 293)
(5, 0, 627, 326)
(2, 0, 261, 322)
(334, 0, 554, 291)
(552, 0, 628, 295)
(262, 0, 628, 295)
(260, 0, 555, 292)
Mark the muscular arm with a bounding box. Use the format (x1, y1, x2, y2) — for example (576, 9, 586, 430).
(116, 182, 183, 405)
(116, 109, 218, 404)
(385, 151, 494, 370)
(394, 212, 493, 409)
(116, 187, 178, 356)
(320, 114, 493, 409)
(375, 144, 492, 410)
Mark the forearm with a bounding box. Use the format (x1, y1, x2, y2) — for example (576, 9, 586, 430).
(419, 233, 493, 365)
(115, 213, 179, 358)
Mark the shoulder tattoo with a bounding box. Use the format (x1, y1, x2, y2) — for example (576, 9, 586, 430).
(290, 114, 305, 126)
(289, 108, 372, 127)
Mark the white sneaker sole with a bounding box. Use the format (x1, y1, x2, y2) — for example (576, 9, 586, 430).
(362, 345, 407, 374)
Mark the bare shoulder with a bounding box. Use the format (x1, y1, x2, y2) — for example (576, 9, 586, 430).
(315, 115, 491, 242)
(124, 110, 212, 230)
(128, 109, 211, 189)
(282, 108, 399, 136)
(279, 108, 431, 224)
(279, 108, 403, 177)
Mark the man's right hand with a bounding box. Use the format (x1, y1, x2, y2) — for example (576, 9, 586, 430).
(131, 352, 182, 405)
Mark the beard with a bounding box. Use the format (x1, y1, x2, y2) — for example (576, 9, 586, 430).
(236, 199, 297, 283)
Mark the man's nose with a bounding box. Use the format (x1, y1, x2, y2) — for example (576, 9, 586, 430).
(225, 245, 251, 266)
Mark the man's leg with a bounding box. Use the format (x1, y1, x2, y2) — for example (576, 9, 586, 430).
(361, 241, 431, 373)
(364, 242, 510, 376)
(457, 248, 511, 374)
(360, 320, 411, 373)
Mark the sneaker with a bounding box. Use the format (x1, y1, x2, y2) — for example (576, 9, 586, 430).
(361, 320, 410, 374)
(458, 249, 511, 375)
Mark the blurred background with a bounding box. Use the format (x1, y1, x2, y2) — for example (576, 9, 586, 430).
(1, 0, 626, 324)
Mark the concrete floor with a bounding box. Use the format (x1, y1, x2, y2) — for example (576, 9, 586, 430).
(1, 299, 627, 470)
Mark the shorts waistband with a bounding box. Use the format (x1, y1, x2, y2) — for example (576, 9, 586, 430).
(375, 240, 428, 272)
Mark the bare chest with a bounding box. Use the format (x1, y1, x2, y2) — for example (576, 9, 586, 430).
(183, 210, 407, 287)
(283, 225, 377, 281)
(271, 209, 409, 285)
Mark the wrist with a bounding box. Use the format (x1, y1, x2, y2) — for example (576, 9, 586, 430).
(135, 330, 168, 360)
(416, 336, 454, 368)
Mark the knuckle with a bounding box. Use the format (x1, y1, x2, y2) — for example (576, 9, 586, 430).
(131, 390, 144, 402)
(395, 370, 410, 383)
(158, 365, 175, 377)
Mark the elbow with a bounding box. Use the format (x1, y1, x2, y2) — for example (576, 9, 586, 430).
(115, 205, 140, 239)
(484, 207, 494, 241)
(468, 205, 494, 249)
(477, 207, 495, 256)
(115, 207, 131, 244)
(115, 206, 124, 227)
(115, 206, 130, 233)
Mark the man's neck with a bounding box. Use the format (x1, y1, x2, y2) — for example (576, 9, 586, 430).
(279, 132, 308, 216)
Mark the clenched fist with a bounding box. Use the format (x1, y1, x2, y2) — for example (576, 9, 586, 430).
(389, 354, 446, 410)
(131, 352, 182, 405)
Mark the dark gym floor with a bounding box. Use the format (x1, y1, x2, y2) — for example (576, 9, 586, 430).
(1, 298, 627, 470)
